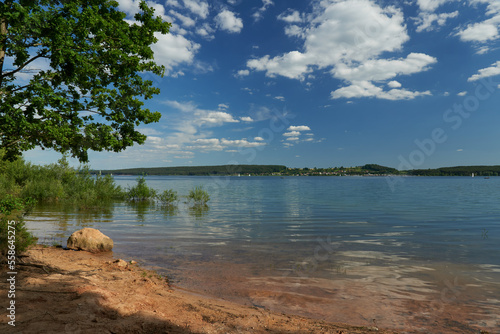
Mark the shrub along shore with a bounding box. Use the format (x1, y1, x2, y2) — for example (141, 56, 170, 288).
(0, 151, 209, 256)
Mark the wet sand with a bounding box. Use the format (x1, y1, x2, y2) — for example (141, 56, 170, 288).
(1, 246, 397, 334)
(2, 246, 497, 333)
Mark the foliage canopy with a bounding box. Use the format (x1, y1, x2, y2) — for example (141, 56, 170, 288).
(0, 0, 170, 162)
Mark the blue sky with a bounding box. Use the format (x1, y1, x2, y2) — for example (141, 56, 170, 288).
(23, 0, 500, 170)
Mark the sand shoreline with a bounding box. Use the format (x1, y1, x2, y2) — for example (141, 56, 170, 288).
(1, 245, 396, 333)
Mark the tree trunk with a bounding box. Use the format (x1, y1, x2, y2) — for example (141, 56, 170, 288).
(0, 16, 7, 89)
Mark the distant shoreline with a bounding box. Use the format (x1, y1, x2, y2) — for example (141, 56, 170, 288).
(92, 163, 500, 177)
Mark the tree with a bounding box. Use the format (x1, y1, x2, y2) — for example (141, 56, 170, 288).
(0, 0, 171, 162)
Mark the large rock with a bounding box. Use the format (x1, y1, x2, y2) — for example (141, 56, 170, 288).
(67, 228, 113, 252)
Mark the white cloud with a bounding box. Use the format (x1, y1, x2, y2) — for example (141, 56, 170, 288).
(288, 125, 311, 132)
(274, 96, 285, 101)
(165, 100, 239, 127)
(456, 0, 500, 43)
(286, 137, 300, 141)
(414, 11, 459, 32)
(281, 125, 315, 146)
(458, 21, 499, 42)
(183, 0, 209, 19)
(247, 0, 434, 100)
(196, 111, 239, 125)
(215, 9, 243, 33)
(457, 91, 467, 96)
(117, 1, 202, 75)
(187, 138, 265, 151)
(284, 25, 304, 38)
(151, 32, 200, 75)
(253, 0, 274, 22)
(416, 0, 456, 12)
(283, 131, 301, 137)
(331, 53, 437, 82)
(150, 100, 265, 159)
(331, 81, 432, 100)
(236, 69, 250, 77)
(248, 0, 410, 78)
(467, 61, 500, 81)
(169, 9, 196, 27)
(277, 9, 303, 23)
(254, 137, 264, 141)
(387, 80, 402, 88)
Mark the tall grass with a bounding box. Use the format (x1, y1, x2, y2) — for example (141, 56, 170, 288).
(0, 152, 124, 209)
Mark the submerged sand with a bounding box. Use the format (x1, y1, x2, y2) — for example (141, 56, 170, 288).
(1, 246, 393, 333)
(1, 246, 496, 333)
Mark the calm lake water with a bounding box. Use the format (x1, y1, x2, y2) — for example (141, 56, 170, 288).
(25, 176, 500, 333)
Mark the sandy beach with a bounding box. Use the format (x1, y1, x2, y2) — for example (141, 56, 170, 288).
(1, 246, 398, 334)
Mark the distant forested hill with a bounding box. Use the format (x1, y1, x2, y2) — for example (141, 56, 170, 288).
(409, 165, 500, 176)
(98, 165, 287, 176)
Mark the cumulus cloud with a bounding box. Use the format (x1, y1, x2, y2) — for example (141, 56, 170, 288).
(467, 61, 500, 81)
(215, 9, 243, 33)
(246, 0, 435, 100)
(458, 21, 499, 42)
(235, 69, 250, 77)
(331, 53, 437, 82)
(282, 125, 314, 146)
(456, 0, 500, 44)
(387, 80, 402, 88)
(288, 125, 311, 132)
(416, 0, 457, 12)
(184, 0, 209, 19)
(151, 33, 200, 74)
(117, 0, 202, 75)
(331, 81, 432, 100)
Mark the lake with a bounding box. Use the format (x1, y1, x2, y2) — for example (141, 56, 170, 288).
(25, 175, 500, 332)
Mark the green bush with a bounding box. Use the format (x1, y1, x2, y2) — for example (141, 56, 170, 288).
(0, 195, 37, 256)
(187, 186, 210, 206)
(157, 189, 178, 205)
(126, 176, 157, 201)
(0, 152, 124, 209)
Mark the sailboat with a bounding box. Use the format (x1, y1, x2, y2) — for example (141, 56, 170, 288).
(472, 173, 474, 178)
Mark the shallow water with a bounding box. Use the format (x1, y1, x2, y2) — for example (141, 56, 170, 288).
(25, 176, 500, 332)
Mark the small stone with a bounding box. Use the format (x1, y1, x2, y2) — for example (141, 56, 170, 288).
(114, 259, 128, 268)
(130, 260, 137, 265)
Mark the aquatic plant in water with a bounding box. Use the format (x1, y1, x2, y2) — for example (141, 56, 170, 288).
(157, 189, 178, 205)
(126, 176, 157, 202)
(187, 186, 210, 206)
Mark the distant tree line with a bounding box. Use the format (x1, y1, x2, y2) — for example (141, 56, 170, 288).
(98, 165, 287, 176)
(408, 166, 500, 176)
(96, 163, 500, 177)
